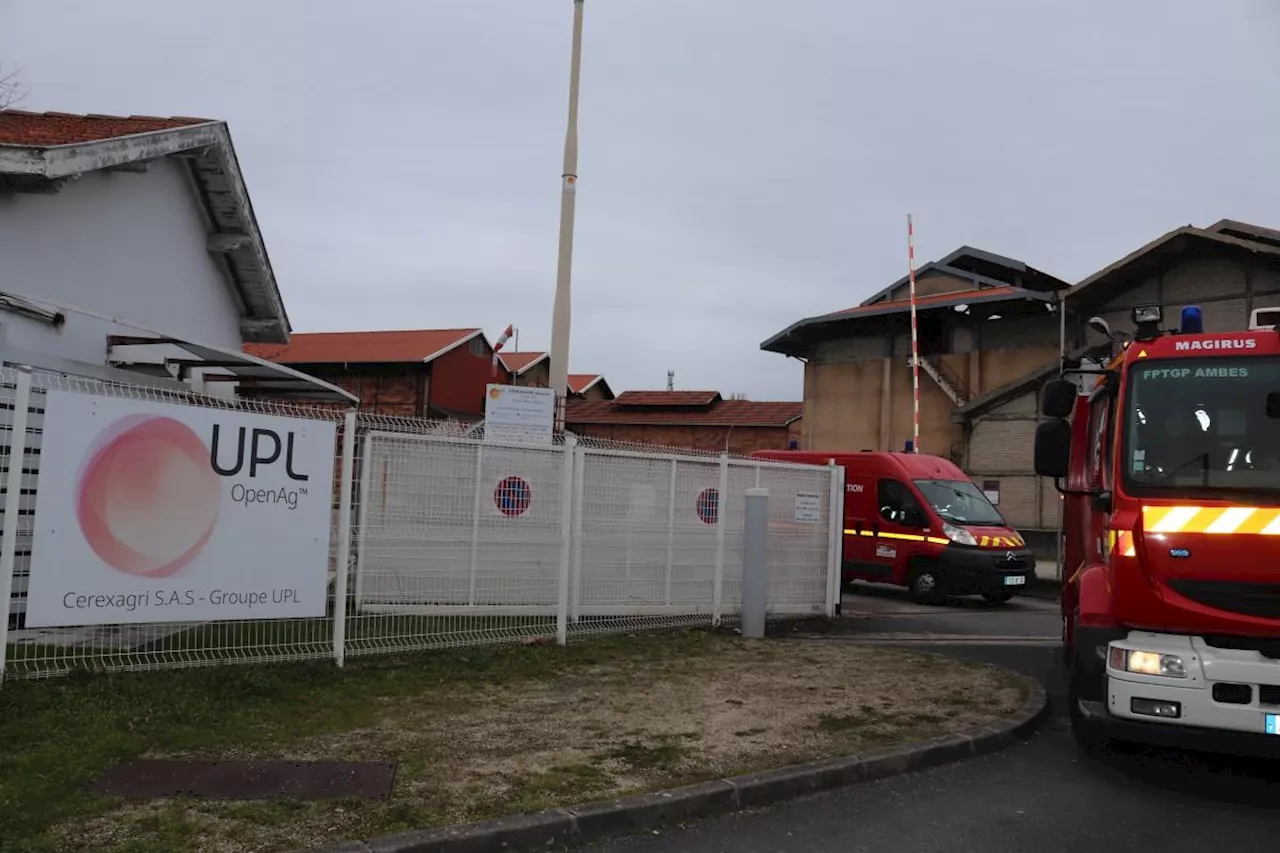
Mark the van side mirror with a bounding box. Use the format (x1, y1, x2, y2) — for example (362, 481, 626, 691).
(1268, 392, 1280, 419)
(1034, 419, 1072, 478)
(1041, 379, 1077, 419)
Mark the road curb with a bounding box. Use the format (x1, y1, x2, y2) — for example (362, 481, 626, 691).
(306, 672, 1048, 853)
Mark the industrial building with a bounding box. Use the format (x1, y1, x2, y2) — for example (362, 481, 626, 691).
(762, 220, 1280, 553)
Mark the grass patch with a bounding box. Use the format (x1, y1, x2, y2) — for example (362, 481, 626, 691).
(1, 630, 1024, 853)
(602, 738, 689, 770)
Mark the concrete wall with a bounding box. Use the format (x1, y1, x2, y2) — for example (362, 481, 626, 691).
(965, 387, 1049, 531)
(880, 271, 983, 302)
(802, 325, 1058, 459)
(1078, 252, 1280, 347)
(0, 160, 244, 366)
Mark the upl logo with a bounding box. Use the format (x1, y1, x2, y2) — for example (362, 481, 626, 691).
(209, 425, 310, 481)
(75, 415, 312, 579)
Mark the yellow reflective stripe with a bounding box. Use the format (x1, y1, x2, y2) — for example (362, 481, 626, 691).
(1146, 506, 1203, 532)
(840, 530, 1024, 548)
(1116, 530, 1135, 557)
(1205, 507, 1255, 534)
(1143, 506, 1280, 534)
(841, 529, 941, 544)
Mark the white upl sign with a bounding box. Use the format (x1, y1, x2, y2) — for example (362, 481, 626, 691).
(23, 391, 337, 627)
(484, 384, 556, 445)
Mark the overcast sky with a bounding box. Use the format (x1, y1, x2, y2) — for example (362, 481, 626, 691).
(2, 0, 1278, 399)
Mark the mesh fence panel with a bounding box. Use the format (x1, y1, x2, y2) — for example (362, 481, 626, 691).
(2, 378, 840, 681)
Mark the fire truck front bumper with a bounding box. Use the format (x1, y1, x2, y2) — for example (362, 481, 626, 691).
(1085, 631, 1280, 757)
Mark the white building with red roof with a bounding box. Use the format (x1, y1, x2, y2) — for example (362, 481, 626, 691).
(0, 109, 351, 402)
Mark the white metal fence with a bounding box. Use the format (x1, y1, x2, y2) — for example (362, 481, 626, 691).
(1, 365, 843, 681)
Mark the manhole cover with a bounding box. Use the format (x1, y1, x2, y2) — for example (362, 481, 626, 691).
(90, 759, 397, 801)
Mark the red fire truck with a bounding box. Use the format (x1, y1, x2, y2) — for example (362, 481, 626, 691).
(1035, 303, 1280, 755)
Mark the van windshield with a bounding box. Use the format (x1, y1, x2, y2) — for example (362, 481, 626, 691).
(913, 480, 1005, 526)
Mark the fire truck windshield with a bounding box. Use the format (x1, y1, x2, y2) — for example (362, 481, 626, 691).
(1123, 356, 1280, 496)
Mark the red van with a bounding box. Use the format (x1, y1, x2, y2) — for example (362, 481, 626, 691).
(752, 450, 1034, 603)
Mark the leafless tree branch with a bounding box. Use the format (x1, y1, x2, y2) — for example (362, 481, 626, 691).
(0, 63, 29, 110)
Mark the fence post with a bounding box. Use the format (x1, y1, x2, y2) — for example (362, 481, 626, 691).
(663, 458, 677, 606)
(332, 409, 358, 667)
(353, 432, 372, 608)
(824, 459, 844, 618)
(570, 443, 585, 622)
(468, 444, 485, 607)
(0, 366, 32, 684)
(556, 435, 577, 645)
(741, 488, 769, 638)
(712, 452, 729, 625)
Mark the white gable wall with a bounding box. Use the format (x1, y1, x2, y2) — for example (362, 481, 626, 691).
(0, 158, 243, 367)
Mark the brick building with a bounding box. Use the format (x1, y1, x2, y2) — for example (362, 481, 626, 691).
(566, 391, 802, 455)
(568, 373, 614, 401)
(500, 351, 615, 401)
(244, 328, 503, 419)
(500, 351, 550, 388)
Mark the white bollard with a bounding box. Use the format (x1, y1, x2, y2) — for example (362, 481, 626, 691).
(741, 488, 769, 639)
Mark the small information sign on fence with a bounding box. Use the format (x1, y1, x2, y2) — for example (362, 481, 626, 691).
(484, 384, 555, 445)
(793, 491, 822, 523)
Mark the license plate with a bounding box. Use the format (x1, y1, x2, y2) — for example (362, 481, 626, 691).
(1266, 714, 1280, 735)
(1003, 575, 1027, 587)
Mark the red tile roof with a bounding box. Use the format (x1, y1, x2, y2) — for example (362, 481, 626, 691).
(568, 373, 604, 394)
(245, 329, 482, 365)
(831, 285, 1024, 318)
(567, 398, 802, 427)
(614, 390, 721, 407)
(0, 110, 212, 146)
(501, 351, 548, 374)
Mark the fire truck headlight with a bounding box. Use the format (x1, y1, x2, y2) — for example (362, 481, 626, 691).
(1110, 647, 1187, 678)
(941, 522, 977, 546)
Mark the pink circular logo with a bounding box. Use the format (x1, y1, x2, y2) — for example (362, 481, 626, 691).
(75, 414, 221, 578)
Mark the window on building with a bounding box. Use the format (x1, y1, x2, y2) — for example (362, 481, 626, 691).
(470, 337, 486, 357)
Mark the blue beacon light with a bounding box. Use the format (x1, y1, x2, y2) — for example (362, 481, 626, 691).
(1180, 306, 1204, 334)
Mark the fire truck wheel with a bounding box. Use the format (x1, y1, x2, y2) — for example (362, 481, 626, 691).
(907, 563, 945, 605)
(982, 593, 1013, 604)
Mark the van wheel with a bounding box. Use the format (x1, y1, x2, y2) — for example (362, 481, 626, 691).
(982, 593, 1013, 605)
(908, 565, 944, 604)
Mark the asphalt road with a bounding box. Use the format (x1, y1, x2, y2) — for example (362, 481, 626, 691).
(580, 585, 1280, 853)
